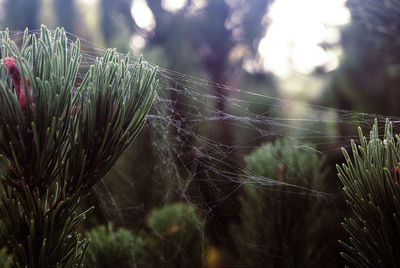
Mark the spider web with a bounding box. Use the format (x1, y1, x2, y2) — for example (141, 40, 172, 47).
(3, 29, 399, 266)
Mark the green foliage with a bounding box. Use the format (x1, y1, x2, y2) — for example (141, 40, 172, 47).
(337, 119, 400, 267)
(147, 202, 201, 239)
(84, 203, 205, 267)
(134, 203, 205, 268)
(0, 182, 90, 267)
(233, 139, 330, 267)
(0, 25, 157, 195)
(0, 25, 157, 267)
(85, 224, 135, 268)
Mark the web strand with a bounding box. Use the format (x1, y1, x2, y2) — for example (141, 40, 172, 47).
(1, 28, 395, 208)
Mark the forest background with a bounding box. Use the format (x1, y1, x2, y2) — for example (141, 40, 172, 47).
(0, 0, 397, 267)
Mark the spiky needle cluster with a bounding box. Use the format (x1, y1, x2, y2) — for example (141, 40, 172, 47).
(338, 119, 400, 267)
(0, 25, 158, 267)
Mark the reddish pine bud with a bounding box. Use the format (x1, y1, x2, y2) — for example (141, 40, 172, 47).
(3, 57, 33, 111)
(390, 166, 400, 185)
(4, 58, 21, 97)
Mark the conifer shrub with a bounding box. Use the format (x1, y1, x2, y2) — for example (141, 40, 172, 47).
(134, 202, 205, 268)
(0, 25, 157, 267)
(84, 203, 205, 267)
(85, 224, 135, 268)
(337, 119, 400, 267)
(233, 139, 331, 267)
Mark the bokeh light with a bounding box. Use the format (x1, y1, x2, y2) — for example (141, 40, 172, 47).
(259, 0, 350, 77)
(131, 0, 156, 31)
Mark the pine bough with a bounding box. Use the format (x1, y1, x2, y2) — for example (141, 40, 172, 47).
(338, 119, 400, 267)
(0, 25, 158, 267)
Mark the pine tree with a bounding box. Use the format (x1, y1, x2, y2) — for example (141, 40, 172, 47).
(134, 203, 205, 268)
(233, 139, 332, 267)
(85, 224, 135, 268)
(85, 203, 205, 268)
(0, 25, 157, 267)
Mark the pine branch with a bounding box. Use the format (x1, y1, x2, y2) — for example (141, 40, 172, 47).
(338, 119, 400, 267)
(0, 25, 158, 266)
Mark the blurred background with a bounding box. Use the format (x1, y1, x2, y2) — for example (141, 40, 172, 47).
(1, 0, 399, 267)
